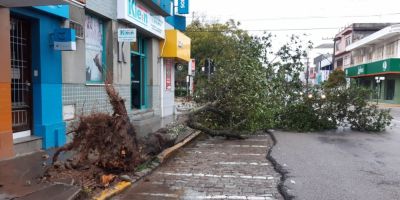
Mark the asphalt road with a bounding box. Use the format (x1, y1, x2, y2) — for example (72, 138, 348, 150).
(271, 108, 400, 200)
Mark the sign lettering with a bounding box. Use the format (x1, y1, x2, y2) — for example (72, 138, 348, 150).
(118, 28, 137, 42)
(178, 0, 189, 14)
(118, 0, 165, 38)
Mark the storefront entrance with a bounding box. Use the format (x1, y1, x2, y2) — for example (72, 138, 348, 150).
(131, 36, 147, 109)
(10, 16, 32, 139)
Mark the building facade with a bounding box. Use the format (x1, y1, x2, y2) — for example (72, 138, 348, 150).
(0, 0, 191, 160)
(313, 53, 333, 85)
(0, 4, 70, 159)
(345, 24, 400, 104)
(333, 23, 392, 70)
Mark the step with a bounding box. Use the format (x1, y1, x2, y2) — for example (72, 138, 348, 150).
(13, 136, 42, 156)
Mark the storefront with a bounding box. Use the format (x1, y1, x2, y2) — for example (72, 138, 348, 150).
(345, 58, 400, 103)
(0, 5, 70, 159)
(161, 29, 191, 116)
(117, 0, 167, 115)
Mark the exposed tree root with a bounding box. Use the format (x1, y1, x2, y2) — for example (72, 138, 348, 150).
(52, 76, 141, 171)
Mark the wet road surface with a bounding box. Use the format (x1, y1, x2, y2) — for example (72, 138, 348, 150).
(271, 111, 400, 200)
(114, 134, 282, 200)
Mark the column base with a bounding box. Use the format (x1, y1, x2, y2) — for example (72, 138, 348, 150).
(34, 122, 66, 149)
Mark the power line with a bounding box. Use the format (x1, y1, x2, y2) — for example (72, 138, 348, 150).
(188, 12, 400, 22)
(186, 27, 341, 32)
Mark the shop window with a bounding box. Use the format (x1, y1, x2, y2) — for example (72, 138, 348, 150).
(385, 79, 395, 100)
(372, 81, 379, 99)
(85, 15, 105, 83)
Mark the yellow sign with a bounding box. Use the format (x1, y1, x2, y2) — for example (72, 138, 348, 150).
(161, 30, 191, 62)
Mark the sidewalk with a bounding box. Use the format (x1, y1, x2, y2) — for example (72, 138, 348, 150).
(113, 134, 282, 200)
(0, 151, 80, 200)
(0, 115, 182, 200)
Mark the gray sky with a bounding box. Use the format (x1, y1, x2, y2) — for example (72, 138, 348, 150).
(189, 0, 400, 49)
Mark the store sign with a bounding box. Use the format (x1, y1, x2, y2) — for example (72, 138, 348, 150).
(188, 59, 195, 75)
(166, 60, 173, 91)
(118, 28, 137, 42)
(53, 28, 76, 51)
(382, 61, 388, 71)
(117, 0, 165, 39)
(357, 66, 365, 75)
(177, 0, 189, 14)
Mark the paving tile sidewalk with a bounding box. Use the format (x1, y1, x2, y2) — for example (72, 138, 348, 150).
(0, 151, 79, 200)
(114, 134, 282, 200)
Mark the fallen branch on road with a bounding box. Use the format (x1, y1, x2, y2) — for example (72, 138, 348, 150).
(186, 102, 249, 139)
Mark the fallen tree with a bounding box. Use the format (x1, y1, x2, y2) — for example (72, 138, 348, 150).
(52, 80, 141, 171)
(186, 102, 249, 139)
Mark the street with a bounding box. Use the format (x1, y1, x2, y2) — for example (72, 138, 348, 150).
(113, 135, 282, 200)
(271, 108, 400, 200)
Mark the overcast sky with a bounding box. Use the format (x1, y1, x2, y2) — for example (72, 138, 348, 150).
(189, 0, 400, 50)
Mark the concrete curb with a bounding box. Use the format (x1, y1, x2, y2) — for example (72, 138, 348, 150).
(92, 131, 202, 200)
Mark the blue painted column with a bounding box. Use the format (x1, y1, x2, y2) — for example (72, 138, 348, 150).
(32, 15, 65, 149)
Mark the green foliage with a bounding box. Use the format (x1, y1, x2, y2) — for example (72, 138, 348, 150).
(324, 69, 347, 89)
(348, 105, 392, 132)
(187, 19, 392, 135)
(175, 88, 188, 97)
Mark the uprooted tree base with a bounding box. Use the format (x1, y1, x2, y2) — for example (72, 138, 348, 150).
(52, 83, 141, 171)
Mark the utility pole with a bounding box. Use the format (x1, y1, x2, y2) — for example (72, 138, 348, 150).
(305, 57, 310, 93)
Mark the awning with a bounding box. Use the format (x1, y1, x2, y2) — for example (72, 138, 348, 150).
(345, 58, 400, 78)
(346, 24, 400, 51)
(0, 0, 66, 7)
(161, 30, 191, 62)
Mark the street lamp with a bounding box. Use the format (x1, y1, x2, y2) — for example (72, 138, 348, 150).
(375, 76, 385, 104)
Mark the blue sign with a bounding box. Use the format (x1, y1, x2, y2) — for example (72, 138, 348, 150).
(166, 15, 186, 31)
(52, 28, 76, 51)
(33, 5, 69, 19)
(177, 0, 189, 14)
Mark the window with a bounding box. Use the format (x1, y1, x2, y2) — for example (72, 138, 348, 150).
(85, 15, 105, 83)
(336, 58, 343, 68)
(385, 79, 395, 100)
(70, 20, 84, 39)
(354, 55, 363, 64)
(345, 36, 351, 46)
(373, 46, 383, 60)
(344, 55, 351, 66)
(386, 41, 397, 57)
(335, 41, 341, 51)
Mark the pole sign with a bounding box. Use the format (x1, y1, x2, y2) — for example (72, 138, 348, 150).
(188, 59, 195, 75)
(118, 28, 137, 42)
(177, 0, 189, 14)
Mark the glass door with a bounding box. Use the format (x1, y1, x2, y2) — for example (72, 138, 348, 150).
(131, 36, 147, 109)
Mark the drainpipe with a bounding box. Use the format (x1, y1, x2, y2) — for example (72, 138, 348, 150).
(160, 58, 164, 117)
